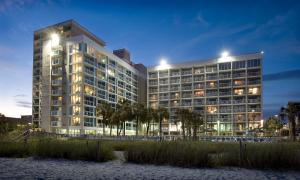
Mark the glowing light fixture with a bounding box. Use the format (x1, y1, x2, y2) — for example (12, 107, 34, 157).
(221, 51, 229, 57)
(51, 33, 60, 47)
(218, 50, 232, 62)
(261, 51, 264, 54)
(156, 57, 170, 70)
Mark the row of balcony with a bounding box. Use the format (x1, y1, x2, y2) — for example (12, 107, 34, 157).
(148, 71, 260, 79)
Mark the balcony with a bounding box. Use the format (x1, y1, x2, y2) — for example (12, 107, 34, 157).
(248, 72, 260, 77)
(220, 109, 232, 113)
(194, 76, 204, 81)
(149, 81, 158, 86)
(233, 108, 246, 113)
(248, 108, 261, 112)
(194, 101, 205, 106)
(50, 111, 61, 116)
(159, 95, 169, 100)
(181, 70, 192, 75)
(149, 89, 158, 93)
(149, 74, 158, 78)
(248, 99, 260, 103)
(170, 79, 180, 84)
(232, 99, 245, 104)
(52, 90, 62, 96)
(206, 92, 218, 97)
(248, 80, 261, 85)
(219, 83, 231, 88)
(159, 88, 169, 92)
(170, 86, 180, 91)
(206, 101, 218, 105)
(52, 100, 62, 106)
(52, 69, 62, 76)
(52, 59, 63, 66)
(181, 102, 192, 106)
(219, 73, 231, 79)
(182, 86, 192, 91)
(52, 80, 62, 86)
(220, 100, 231, 104)
(232, 73, 246, 78)
(170, 72, 180, 76)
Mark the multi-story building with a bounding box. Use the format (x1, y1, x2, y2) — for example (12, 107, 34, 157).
(147, 53, 263, 135)
(32, 20, 146, 135)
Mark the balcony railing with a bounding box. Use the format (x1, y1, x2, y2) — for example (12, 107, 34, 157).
(206, 101, 218, 105)
(220, 100, 231, 104)
(220, 109, 231, 113)
(170, 80, 180, 84)
(233, 108, 246, 112)
(170, 72, 180, 76)
(248, 72, 260, 77)
(149, 81, 158, 86)
(52, 80, 62, 86)
(194, 101, 205, 106)
(248, 99, 260, 103)
(52, 100, 62, 106)
(232, 73, 245, 78)
(219, 83, 231, 87)
(219, 74, 231, 79)
(248, 108, 261, 112)
(149, 74, 158, 78)
(232, 100, 245, 104)
(50, 111, 61, 116)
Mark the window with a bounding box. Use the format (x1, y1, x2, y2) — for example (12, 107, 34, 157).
(233, 61, 245, 69)
(98, 90, 106, 99)
(84, 106, 95, 116)
(247, 59, 261, 68)
(207, 106, 217, 114)
(84, 96, 95, 106)
(84, 118, 95, 127)
(234, 88, 244, 95)
(194, 90, 204, 97)
(248, 87, 260, 95)
(219, 63, 231, 70)
(85, 76, 94, 86)
(206, 65, 217, 72)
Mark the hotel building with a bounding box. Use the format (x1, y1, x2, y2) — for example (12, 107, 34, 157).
(32, 20, 146, 134)
(33, 20, 263, 136)
(147, 53, 263, 135)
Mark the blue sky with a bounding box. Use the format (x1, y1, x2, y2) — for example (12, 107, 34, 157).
(0, 0, 299, 117)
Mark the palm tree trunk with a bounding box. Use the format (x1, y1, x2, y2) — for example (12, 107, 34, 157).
(110, 124, 112, 136)
(123, 121, 126, 136)
(117, 123, 119, 136)
(102, 122, 105, 136)
(136, 117, 139, 136)
(159, 118, 162, 141)
(146, 121, 150, 136)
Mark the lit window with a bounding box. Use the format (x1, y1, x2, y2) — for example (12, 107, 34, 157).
(249, 87, 259, 95)
(194, 90, 204, 97)
(234, 89, 244, 95)
(207, 106, 217, 113)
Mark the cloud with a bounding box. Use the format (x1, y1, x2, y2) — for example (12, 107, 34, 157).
(14, 94, 27, 97)
(195, 14, 209, 27)
(15, 100, 31, 108)
(0, 0, 34, 13)
(263, 69, 300, 81)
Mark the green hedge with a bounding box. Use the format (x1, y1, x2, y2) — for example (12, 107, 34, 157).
(126, 141, 300, 169)
(0, 139, 115, 162)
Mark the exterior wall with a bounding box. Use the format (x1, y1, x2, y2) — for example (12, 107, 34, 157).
(32, 20, 145, 135)
(147, 53, 263, 135)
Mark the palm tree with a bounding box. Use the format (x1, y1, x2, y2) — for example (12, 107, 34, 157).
(119, 100, 133, 136)
(281, 102, 300, 141)
(132, 103, 147, 136)
(175, 108, 190, 139)
(111, 104, 122, 136)
(143, 108, 154, 136)
(156, 107, 169, 140)
(191, 111, 203, 140)
(96, 101, 113, 136)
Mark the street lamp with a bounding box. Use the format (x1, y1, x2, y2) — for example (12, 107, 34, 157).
(217, 120, 220, 136)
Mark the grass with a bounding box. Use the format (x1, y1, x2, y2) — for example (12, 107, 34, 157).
(0, 138, 115, 162)
(125, 141, 300, 169)
(1, 136, 300, 169)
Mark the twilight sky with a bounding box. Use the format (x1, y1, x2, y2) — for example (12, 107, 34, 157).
(0, 0, 299, 118)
